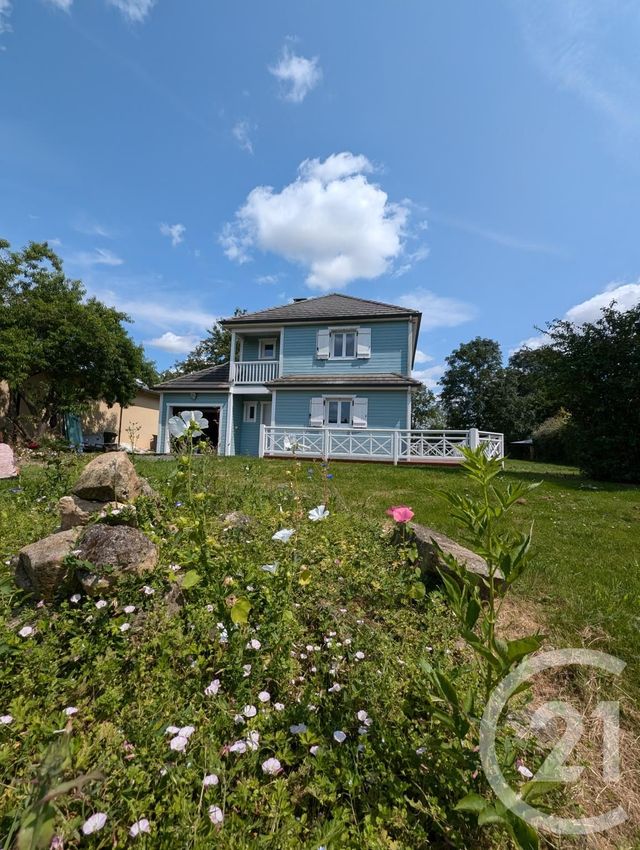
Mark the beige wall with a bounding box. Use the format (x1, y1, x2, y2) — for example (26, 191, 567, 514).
(82, 391, 160, 452)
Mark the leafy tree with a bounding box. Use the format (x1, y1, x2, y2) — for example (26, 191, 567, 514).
(162, 308, 247, 379)
(546, 303, 640, 481)
(439, 338, 503, 430)
(411, 384, 446, 428)
(0, 239, 156, 439)
(506, 344, 563, 427)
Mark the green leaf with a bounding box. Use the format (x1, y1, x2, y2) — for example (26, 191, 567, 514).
(298, 569, 312, 586)
(508, 815, 539, 850)
(408, 581, 426, 600)
(477, 805, 507, 826)
(180, 570, 201, 589)
(520, 780, 563, 804)
(506, 635, 545, 664)
(464, 597, 481, 630)
(230, 597, 252, 625)
(454, 792, 487, 813)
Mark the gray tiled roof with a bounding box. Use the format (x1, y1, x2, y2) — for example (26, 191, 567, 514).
(220, 293, 420, 325)
(266, 372, 420, 388)
(153, 362, 230, 390)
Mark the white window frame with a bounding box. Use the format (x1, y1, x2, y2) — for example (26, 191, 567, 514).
(243, 401, 258, 423)
(259, 337, 277, 360)
(260, 400, 272, 426)
(329, 329, 358, 360)
(324, 396, 353, 427)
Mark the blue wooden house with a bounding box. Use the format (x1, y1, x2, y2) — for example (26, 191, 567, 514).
(155, 293, 503, 463)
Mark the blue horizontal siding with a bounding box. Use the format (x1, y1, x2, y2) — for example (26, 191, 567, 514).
(274, 389, 409, 429)
(240, 335, 280, 362)
(282, 321, 409, 376)
(159, 393, 229, 454)
(235, 395, 267, 456)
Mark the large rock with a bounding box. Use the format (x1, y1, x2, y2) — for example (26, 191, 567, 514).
(0, 443, 18, 479)
(409, 522, 504, 587)
(72, 452, 145, 502)
(74, 524, 158, 595)
(13, 529, 80, 602)
(58, 495, 116, 530)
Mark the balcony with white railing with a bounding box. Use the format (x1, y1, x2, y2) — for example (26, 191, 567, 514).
(231, 360, 280, 385)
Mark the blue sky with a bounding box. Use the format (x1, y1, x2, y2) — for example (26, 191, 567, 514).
(2, 0, 640, 384)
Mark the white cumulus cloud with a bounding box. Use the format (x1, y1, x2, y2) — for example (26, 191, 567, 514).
(414, 349, 433, 364)
(397, 288, 477, 331)
(106, 0, 156, 22)
(146, 331, 200, 353)
(160, 222, 186, 247)
(220, 152, 410, 291)
(269, 44, 322, 103)
(412, 364, 446, 391)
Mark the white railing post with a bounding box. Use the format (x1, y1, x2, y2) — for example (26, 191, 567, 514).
(393, 430, 399, 465)
(259, 424, 265, 458)
(322, 428, 330, 461)
(468, 428, 480, 450)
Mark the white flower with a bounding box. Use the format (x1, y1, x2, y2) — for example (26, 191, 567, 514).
(205, 679, 221, 696)
(123, 605, 136, 614)
(64, 706, 78, 716)
(290, 723, 307, 734)
(328, 683, 341, 693)
(272, 528, 295, 543)
(517, 762, 534, 779)
(219, 629, 229, 644)
(203, 773, 219, 787)
(179, 725, 195, 738)
(82, 812, 107, 835)
(208, 805, 224, 825)
(243, 704, 257, 718)
(354, 651, 365, 660)
(170, 735, 189, 752)
(258, 691, 271, 703)
(310, 745, 319, 756)
(165, 725, 180, 735)
(95, 600, 107, 610)
(141, 585, 155, 596)
(119, 622, 131, 632)
(308, 505, 329, 522)
(283, 435, 300, 452)
(357, 710, 371, 725)
(18, 626, 34, 638)
(168, 410, 209, 439)
(234, 714, 245, 725)
(274, 702, 285, 711)
(129, 818, 150, 837)
(242, 664, 252, 677)
(261, 563, 278, 575)
(333, 730, 347, 743)
(70, 593, 81, 603)
(246, 730, 260, 751)
(261, 757, 282, 775)
(1, 714, 13, 725)
(246, 639, 261, 650)
(229, 740, 247, 753)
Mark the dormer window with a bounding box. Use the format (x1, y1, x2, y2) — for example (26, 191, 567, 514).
(259, 338, 277, 360)
(331, 330, 356, 359)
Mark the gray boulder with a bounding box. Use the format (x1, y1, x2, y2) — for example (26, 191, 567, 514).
(13, 529, 80, 602)
(74, 524, 158, 595)
(409, 522, 504, 587)
(72, 452, 146, 502)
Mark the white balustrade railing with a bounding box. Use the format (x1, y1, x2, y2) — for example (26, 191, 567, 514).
(231, 360, 280, 384)
(260, 426, 504, 463)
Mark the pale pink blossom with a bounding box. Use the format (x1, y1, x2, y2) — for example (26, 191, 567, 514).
(170, 735, 189, 752)
(205, 679, 221, 696)
(129, 818, 150, 837)
(386, 505, 414, 523)
(208, 805, 224, 825)
(1, 714, 13, 725)
(333, 730, 347, 743)
(261, 757, 282, 775)
(258, 691, 271, 703)
(95, 600, 107, 610)
(82, 812, 107, 835)
(18, 626, 34, 638)
(64, 706, 78, 716)
(203, 773, 219, 787)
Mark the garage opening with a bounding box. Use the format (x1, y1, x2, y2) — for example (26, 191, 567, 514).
(170, 407, 220, 451)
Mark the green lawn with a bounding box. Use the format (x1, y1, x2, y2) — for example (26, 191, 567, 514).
(136, 455, 640, 691)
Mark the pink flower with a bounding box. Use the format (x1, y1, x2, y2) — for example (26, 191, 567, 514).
(386, 505, 414, 523)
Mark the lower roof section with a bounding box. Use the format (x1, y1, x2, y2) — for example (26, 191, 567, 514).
(266, 372, 420, 389)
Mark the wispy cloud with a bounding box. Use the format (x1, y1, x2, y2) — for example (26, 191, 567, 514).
(397, 288, 477, 331)
(256, 274, 281, 285)
(72, 215, 113, 238)
(269, 43, 322, 103)
(512, 0, 640, 149)
(68, 248, 124, 267)
(96, 289, 217, 331)
(159, 222, 186, 247)
(0, 0, 11, 36)
(106, 0, 156, 22)
(232, 120, 254, 154)
(412, 363, 446, 391)
(430, 210, 563, 256)
(146, 331, 200, 353)
(43, 0, 73, 11)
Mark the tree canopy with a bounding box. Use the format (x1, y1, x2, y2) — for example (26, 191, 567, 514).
(0, 239, 157, 438)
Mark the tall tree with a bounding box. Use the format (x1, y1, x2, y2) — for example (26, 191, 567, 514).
(439, 337, 503, 429)
(411, 384, 446, 429)
(162, 308, 247, 379)
(0, 239, 156, 438)
(546, 303, 640, 482)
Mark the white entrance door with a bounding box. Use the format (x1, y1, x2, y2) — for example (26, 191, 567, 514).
(260, 401, 272, 426)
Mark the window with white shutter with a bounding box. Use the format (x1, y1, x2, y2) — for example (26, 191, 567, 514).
(316, 329, 330, 359)
(356, 328, 371, 358)
(352, 397, 368, 428)
(309, 397, 324, 426)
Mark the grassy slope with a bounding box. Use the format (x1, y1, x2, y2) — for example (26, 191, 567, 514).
(135, 456, 640, 692)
